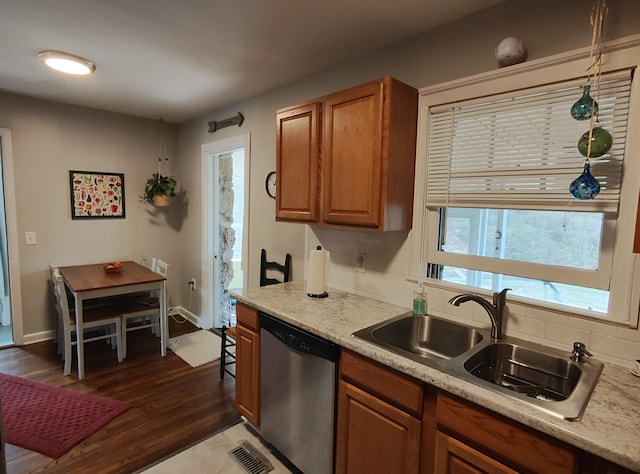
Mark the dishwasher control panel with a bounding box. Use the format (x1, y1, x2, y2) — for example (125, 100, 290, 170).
(259, 312, 339, 362)
(271, 327, 312, 353)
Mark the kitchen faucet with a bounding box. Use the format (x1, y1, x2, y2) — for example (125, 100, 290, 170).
(448, 289, 510, 340)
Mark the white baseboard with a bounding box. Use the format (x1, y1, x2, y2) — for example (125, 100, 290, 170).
(19, 307, 205, 346)
(168, 306, 203, 327)
(23, 329, 56, 345)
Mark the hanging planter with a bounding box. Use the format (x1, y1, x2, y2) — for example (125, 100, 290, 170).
(141, 119, 178, 206)
(142, 173, 177, 206)
(152, 194, 173, 207)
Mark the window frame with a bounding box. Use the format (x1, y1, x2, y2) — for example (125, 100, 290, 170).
(427, 208, 615, 291)
(409, 35, 640, 327)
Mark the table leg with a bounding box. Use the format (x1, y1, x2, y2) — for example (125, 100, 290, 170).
(74, 294, 85, 379)
(160, 280, 167, 356)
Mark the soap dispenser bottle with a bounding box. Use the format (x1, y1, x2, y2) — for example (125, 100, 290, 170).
(413, 287, 427, 316)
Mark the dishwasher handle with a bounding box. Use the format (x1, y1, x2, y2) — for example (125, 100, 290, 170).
(260, 312, 338, 363)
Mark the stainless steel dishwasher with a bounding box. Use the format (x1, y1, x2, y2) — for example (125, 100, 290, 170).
(259, 312, 338, 474)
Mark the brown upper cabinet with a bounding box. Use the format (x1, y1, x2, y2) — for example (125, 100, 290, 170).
(275, 76, 418, 231)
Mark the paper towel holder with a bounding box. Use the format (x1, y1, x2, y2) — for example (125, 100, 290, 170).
(308, 291, 329, 298)
(307, 245, 329, 298)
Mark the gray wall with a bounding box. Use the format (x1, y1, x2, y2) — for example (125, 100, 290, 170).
(0, 93, 181, 340)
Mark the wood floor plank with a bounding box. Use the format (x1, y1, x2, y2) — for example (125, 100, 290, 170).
(0, 318, 240, 473)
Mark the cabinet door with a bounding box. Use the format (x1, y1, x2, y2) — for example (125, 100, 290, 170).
(434, 431, 518, 474)
(323, 81, 383, 227)
(235, 323, 260, 427)
(276, 102, 321, 222)
(437, 394, 577, 474)
(336, 380, 421, 474)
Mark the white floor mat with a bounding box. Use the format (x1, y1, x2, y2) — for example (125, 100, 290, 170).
(140, 422, 291, 473)
(168, 330, 222, 367)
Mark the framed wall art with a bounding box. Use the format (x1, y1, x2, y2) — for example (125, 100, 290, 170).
(69, 170, 125, 219)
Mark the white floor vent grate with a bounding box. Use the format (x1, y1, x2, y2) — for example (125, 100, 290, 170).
(228, 440, 274, 474)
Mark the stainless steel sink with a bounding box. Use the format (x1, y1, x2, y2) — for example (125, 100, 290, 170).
(353, 313, 603, 421)
(352, 313, 485, 362)
(464, 342, 581, 400)
(458, 340, 603, 420)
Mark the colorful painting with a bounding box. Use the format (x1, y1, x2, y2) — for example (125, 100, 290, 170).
(69, 170, 125, 219)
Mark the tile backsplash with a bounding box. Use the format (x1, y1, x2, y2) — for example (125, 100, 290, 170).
(307, 226, 640, 367)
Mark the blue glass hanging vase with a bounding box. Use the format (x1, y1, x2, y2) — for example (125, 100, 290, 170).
(569, 161, 600, 200)
(571, 84, 599, 121)
(577, 126, 612, 157)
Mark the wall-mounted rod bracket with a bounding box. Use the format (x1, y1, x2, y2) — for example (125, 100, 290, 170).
(208, 112, 244, 133)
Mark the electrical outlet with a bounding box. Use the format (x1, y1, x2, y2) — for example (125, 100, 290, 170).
(189, 278, 197, 291)
(25, 231, 37, 245)
(355, 254, 367, 273)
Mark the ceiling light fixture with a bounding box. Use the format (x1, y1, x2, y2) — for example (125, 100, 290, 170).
(38, 50, 96, 75)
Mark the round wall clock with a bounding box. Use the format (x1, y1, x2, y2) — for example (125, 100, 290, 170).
(265, 171, 276, 199)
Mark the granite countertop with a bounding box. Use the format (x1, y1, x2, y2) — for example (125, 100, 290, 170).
(232, 281, 640, 472)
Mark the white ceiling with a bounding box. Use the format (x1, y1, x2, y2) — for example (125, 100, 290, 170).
(0, 0, 504, 123)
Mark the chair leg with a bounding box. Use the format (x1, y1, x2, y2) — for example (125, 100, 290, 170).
(63, 329, 72, 376)
(57, 316, 63, 355)
(111, 323, 118, 349)
(116, 318, 123, 363)
(121, 319, 128, 360)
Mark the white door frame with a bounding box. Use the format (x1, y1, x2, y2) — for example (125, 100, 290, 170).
(201, 133, 250, 329)
(0, 129, 23, 344)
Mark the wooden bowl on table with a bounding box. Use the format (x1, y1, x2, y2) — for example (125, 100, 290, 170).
(103, 262, 123, 274)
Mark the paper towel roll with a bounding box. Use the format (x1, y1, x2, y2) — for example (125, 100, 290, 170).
(306, 246, 329, 297)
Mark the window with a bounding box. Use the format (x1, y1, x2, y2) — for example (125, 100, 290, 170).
(436, 207, 609, 313)
(411, 42, 640, 326)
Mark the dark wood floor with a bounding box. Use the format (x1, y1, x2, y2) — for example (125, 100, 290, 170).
(0, 318, 240, 474)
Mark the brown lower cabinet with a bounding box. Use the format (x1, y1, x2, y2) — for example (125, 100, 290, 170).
(336, 381, 421, 473)
(336, 350, 635, 474)
(234, 306, 634, 473)
(234, 303, 260, 427)
(436, 393, 578, 473)
(336, 350, 423, 474)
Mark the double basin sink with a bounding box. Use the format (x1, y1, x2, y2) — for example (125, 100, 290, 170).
(353, 313, 603, 421)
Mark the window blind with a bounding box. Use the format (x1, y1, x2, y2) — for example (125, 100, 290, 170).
(425, 70, 632, 213)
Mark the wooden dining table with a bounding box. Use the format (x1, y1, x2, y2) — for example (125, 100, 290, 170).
(58, 260, 167, 379)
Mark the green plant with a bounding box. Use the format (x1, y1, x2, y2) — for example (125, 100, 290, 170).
(141, 173, 177, 202)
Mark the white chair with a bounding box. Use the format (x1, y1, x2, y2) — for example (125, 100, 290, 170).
(141, 255, 157, 270)
(115, 254, 157, 324)
(153, 259, 170, 336)
(155, 259, 169, 307)
(51, 269, 123, 376)
(49, 262, 63, 355)
(120, 259, 169, 358)
(50, 261, 118, 356)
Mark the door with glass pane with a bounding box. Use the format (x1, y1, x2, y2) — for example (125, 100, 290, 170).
(215, 148, 245, 328)
(0, 135, 14, 346)
(202, 134, 249, 330)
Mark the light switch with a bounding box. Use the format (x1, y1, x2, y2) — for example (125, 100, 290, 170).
(25, 231, 37, 245)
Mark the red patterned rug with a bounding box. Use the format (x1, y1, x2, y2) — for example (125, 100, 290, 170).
(0, 373, 131, 458)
